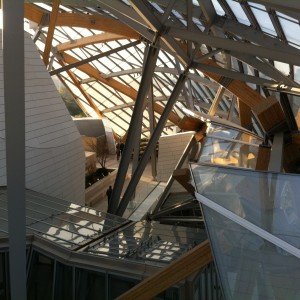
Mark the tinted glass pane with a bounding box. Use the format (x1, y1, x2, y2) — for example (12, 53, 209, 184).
(75, 268, 106, 300)
(108, 275, 137, 300)
(54, 262, 73, 300)
(0, 253, 8, 300)
(27, 251, 54, 300)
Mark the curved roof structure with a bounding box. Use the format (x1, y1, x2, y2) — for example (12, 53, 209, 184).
(23, 0, 300, 139)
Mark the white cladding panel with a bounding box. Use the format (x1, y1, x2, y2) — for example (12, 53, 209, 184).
(0, 33, 85, 204)
(157, 132, 193, 193)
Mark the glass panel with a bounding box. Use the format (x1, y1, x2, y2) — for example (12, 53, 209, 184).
(108, 274, 137, 300)
(277, 15, 300, 46)
(208, 123, 262, 144)
(54, 262, 73, 300)
(198, 137, 259, 169)
(156, 287, 179, 300)
(75, 268, 106, 300)
(190, 164, 300, 299)
(0, 252, 8, 300)
(250, 7, 276, 36)
(225, 0, 250, 25)
(211, 0, 225, 16)
(27, 251, 54, 300)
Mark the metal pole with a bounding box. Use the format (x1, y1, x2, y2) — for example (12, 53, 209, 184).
(2, 0, 27, 299)
(148, 83, 157, 179)
(116, 68, 189, 216)
(108, 38, 160, 214)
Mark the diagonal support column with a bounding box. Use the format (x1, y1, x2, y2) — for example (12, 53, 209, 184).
(116, 67, 190, 216)
(108, 38, 160, 214)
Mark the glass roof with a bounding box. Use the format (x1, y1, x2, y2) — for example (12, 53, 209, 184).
(23, 0, 300, 139)
(0, 188, 206, 265)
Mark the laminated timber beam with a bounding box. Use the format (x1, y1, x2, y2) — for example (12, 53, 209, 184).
(56, 32, 127, 52)
(58, 61, 103, 118)
(24, 3, 140, 39)
(116, 240, 213, 300)
(172, 168, 195, 194)
(255, 145, 271, 171)
(42, 0, 60, 65)
(237, 98, 252, 130)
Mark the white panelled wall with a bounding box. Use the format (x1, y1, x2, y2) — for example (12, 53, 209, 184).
(0, 32, 85, 204)
(157, 132, 193, 193)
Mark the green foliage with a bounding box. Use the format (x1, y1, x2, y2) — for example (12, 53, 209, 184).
(59, 87, 86, 117)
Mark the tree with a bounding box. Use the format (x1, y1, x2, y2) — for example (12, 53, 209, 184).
(84, 135, 109, 169)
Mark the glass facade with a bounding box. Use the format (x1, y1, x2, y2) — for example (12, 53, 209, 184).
(0, 187, 219, 299)
(196, 123, 262, 169)
(191, 163, 300, 300)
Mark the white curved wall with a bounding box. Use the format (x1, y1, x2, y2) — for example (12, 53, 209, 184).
(0, 33, 85, 204)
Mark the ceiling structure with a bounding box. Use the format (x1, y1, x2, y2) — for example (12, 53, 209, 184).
(23, 0, 300, 140)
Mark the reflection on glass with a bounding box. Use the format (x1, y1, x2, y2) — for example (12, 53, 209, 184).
(198, 137, 259, 169)
(191, 164, 300, 300)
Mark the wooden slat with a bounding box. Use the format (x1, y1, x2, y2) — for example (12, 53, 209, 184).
(252, 96, 287, 134)
(116, 240, 212, 300)
(43, 0, 61, 65)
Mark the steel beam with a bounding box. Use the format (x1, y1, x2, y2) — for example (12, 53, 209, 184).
(50, 40, 140, 75)
(168, 26, 300, 66)
(116, 67, 190, 216)
(214, 16, 300, 57)
(108, 39, 160, 214)
(2, 0, 27, 299)
(231, 52, 299, 87)
(195, 62, 275, 86)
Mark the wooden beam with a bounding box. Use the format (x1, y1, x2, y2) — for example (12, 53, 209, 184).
(177, 116, 205, 131)
(58, 60, 103, 118)
(24, 3, 139, 39)
(252, 96, 287, 134)
(237, 98, 252, 129)
(255, 145, 271, 171)
(56, 32, 127, 52)
(116, 240, 213, 300)
(173, 168, 195, 194)
(208, 86, 225, 116)
(43, 0, 61, 66)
